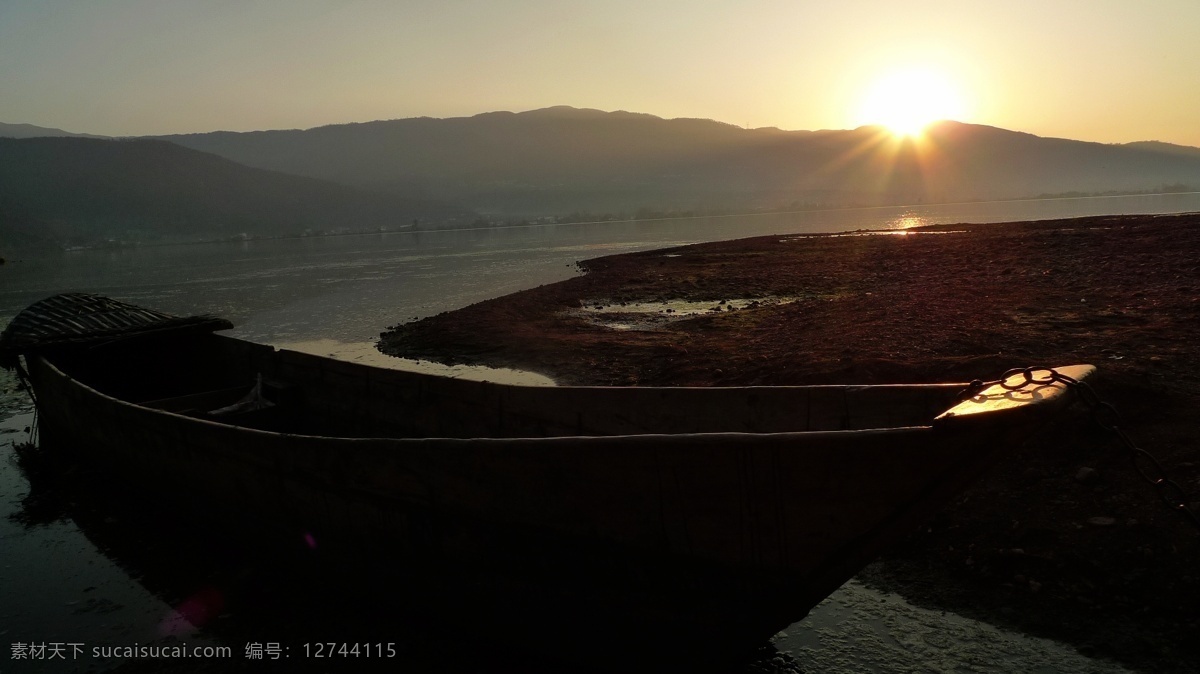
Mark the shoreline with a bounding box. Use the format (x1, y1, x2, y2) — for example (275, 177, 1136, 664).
(381, 212, 1200, 672)
(5, 193, 1197, 258)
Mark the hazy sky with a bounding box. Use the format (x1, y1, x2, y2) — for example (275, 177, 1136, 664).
(2, 0, 1198, 145)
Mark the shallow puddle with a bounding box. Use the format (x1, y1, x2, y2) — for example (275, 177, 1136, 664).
(572, 296, 798, 331)
(274, 338, 556, 386)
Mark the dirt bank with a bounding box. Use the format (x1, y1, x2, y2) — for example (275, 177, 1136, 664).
(381, 213, 1200, 673)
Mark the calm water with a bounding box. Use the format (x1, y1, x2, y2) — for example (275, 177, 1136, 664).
(5, 193, 1190, 672)
(4, 192, 1198, 340)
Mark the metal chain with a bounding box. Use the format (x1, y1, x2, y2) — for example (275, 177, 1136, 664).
(959, 366, 1200, 533)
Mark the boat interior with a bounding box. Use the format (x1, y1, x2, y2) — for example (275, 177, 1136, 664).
(48, 331, 968, 440)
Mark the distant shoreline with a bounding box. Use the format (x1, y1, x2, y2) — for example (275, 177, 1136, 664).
(17, 190, 1200, 256)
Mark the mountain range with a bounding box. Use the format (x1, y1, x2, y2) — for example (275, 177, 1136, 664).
(0, 121, 106, 140)
(154, 107, 1200, 215)
(0, 137, 471, 249)
(3, 107, 1200, 249)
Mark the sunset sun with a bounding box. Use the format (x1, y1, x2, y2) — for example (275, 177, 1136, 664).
(857, 69, 966, 137)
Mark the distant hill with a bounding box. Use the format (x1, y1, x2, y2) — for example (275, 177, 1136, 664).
(155, 107, 1200, 216)
(0, 137, 473, 249)
(0, 122, 108, 139)
(1123, 141, 1200, 160)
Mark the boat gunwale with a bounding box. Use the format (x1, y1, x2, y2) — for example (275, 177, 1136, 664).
(30, 351, 945, 445)
(263, 339, 968, 395)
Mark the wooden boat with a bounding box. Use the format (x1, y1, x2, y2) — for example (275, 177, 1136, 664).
(1, 293, 1093, 665)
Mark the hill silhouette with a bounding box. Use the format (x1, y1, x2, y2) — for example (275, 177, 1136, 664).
(0, 121, 107, 140)
(156, 107, 1200, 216)
(0, 137, 473, 249)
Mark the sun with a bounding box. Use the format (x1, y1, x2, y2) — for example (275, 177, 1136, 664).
(857, 69, 966, 138)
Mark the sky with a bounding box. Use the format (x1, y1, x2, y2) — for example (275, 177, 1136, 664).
(2, 0, 1198, 146)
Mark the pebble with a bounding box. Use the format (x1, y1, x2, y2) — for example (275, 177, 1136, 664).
(1074, 467, 1097, 484)
(1087, 516, 1117, 527)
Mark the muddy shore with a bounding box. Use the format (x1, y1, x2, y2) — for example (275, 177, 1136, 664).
(381, 213, 1200, 673)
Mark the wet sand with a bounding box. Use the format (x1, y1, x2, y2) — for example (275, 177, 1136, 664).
(381, 213, 1200, 673)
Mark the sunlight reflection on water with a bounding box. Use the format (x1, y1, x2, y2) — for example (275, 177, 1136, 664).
(888, 214, 929, 229)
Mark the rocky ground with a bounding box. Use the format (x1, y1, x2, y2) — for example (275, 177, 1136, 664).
(381, 213, 1200, 673)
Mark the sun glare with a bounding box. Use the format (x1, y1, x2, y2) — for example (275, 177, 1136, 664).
(857, 69, 965, 138)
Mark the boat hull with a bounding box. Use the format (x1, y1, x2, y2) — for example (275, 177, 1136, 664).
(22, 342, 1085, 665)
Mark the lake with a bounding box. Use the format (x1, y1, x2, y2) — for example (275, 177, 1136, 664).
(5, 192, 1190, 672)
(4, 192, 1198, 343)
